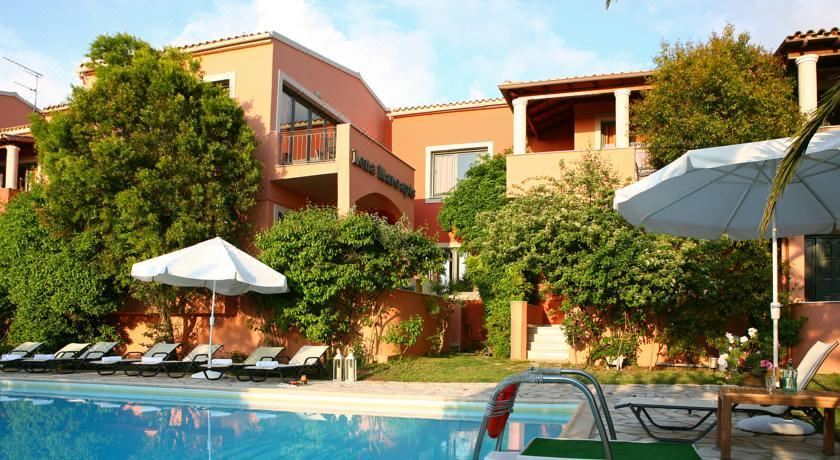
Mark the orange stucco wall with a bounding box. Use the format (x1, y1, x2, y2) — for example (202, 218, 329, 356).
(506, 147, 638, 193)
(271, 40, 390, 146)
(390, 105, 513, 242)
(784, 236, 840, 373)
(0, 95, 33, 129)
(115, 289, 452, 362)
(572, 98, 615, 150)
(347, 125, 415, 223)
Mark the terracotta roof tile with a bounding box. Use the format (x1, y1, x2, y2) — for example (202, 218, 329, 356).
(0, 124, 31, 134)
(499, 70, 652, 88)
(783, 27, 840, 41)
(389, 98, 506, 115)
(176, 31, 272, 50)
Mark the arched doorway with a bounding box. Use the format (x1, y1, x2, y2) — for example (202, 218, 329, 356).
(354, 192, 402, 224)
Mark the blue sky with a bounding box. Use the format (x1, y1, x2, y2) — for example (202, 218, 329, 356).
(1, 0, 838, 109)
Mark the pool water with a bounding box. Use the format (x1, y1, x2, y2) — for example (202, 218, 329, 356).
(0, 393, 570, 459)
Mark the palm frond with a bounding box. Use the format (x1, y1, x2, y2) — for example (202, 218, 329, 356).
(760, 80, 840, 235)
(605, 0, 614, 8)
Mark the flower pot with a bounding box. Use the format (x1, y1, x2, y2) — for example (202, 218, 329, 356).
(740, 373, 765, 387)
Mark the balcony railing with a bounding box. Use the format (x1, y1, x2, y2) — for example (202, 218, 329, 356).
(278, 129, 336, 165)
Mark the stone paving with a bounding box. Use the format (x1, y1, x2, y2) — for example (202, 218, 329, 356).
(1, 371, 836, 459)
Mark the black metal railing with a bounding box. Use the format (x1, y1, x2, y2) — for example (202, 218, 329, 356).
(278, 129, 336, 165)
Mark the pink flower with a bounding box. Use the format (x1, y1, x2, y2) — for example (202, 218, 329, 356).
(760, 359, 773, 370)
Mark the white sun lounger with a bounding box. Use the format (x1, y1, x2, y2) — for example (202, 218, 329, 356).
(243, 345, 329, 382)
(615, 340, 838, 442)
(0, 342, 44, 372)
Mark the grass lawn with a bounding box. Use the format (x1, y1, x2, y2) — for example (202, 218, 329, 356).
(362, 353, 840, 390)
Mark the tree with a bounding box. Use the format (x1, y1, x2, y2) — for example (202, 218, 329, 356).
(437, 152, 508, 243)
(29, 34, 261, 342)
(254, 207, 444, 348)
(0, 188, 119, 348)
(466, 153, 777, 360)
(633, 25, 801, 169)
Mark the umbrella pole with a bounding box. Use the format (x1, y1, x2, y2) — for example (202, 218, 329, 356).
(209, 280, 216, 370)
(771, 212, 781, 379)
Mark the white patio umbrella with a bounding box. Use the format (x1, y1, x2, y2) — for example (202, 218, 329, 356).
(131, 237, 288, 379)
(614, 129, 840, 374)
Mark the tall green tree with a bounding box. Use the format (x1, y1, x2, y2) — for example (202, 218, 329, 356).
(0, 188, 119, 348)
(255, 207, 444, 348)
(30, 34, 261, 341)
(634, 25, 801, 169)
(438, 153, 508, 244)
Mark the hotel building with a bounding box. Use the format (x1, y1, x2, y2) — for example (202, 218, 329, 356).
(1, 28, 839, 369)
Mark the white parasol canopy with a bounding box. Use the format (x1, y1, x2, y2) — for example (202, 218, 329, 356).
(614, 129, 840, 374)
(131, 237, 288, 378)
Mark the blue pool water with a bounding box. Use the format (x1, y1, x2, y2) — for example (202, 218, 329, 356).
(0, 392, 570, 459)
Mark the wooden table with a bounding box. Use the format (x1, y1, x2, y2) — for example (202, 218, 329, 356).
(716, 386, 840, 459)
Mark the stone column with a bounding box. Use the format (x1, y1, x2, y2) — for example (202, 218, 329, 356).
(4, 145, 20, 189)
(335, 124, 352, 214)
(614, 89, 631, 148)
(795, 54, 819, 115)
(512, 97, 528, 155)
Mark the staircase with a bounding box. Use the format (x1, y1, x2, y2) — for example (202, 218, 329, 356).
(526, 325, 571, 362)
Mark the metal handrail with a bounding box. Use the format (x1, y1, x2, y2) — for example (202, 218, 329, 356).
(471, 368, 616, 460)
(278, 129, 336, 165)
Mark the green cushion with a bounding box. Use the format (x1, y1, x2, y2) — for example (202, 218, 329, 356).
(519, 438, 701, 460)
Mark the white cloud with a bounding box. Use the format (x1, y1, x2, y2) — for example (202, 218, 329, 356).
(172, 0, 437, 108)
(0, 25, 76, 109)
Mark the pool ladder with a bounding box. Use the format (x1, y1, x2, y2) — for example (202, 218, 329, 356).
(471, 368, 617, 460)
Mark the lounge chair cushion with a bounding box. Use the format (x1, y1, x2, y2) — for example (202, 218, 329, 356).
(141, 357, 163, 364)
(210, 359, 232, 366)
(737, 415, 815, 436)
(33, 354, 55, 361)
(1, 355, 22, 362)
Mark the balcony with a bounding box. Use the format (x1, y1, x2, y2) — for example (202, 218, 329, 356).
(278, 129, 336, 165)
(506, 147, 643, 194)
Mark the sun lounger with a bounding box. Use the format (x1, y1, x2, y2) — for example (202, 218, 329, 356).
(615, 340, 839, 442)
(52, 342, 119, 374)
(198, 346, 285, 381)
(90, 343, 180, 376)
(473, 368, 700, 460)
(128, 344, 222, 378)
(0, 342, 43, 373)
(20, 343, 90, 373)
(242, 345, 328, 382)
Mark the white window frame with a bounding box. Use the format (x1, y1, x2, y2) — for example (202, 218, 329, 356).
(204, 71, 236, 98)
(424, 141, 493, 203)
(595, 117, 616, 149)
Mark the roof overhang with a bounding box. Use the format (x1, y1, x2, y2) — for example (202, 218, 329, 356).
(775, 28, 840, 61)
(498, 71, 652, 106)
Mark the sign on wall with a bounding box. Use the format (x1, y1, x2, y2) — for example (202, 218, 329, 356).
(351, 149, 416, 199)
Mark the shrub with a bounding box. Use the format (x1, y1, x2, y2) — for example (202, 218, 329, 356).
(384, 314, 424, 359)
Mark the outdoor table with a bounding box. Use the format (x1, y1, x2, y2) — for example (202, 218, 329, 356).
(716, 386, 840, 459)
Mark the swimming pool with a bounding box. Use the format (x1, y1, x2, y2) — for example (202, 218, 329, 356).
(0, 391, 573, 459)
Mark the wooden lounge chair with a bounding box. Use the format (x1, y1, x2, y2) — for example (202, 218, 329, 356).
(242, 345, 328, 382)
(0, 342, 43, 373)
(52, 342, 119, 374)
(128, 344, 222, 378)
(198, 346, 285, 381)
(474, 368, 700, 460)
(90, 343, 180, 376)
(20, 343, 90, 373)
(615, 340, 839, 442)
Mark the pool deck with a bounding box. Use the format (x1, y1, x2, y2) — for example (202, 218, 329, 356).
(0, 372, 835, 459)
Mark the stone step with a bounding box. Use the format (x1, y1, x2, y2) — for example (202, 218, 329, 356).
(527, 334, 568, 345)
(527, 341, 571, 352)
(526, 350, 570, 362)
(527, 326, 566, 336)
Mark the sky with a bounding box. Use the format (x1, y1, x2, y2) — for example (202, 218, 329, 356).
(1, 0, 838, 109)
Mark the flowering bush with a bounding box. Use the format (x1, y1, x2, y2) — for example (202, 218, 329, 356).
(714, 327, 769, 376)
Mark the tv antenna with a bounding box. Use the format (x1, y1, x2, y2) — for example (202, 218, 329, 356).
(3, 57, 43, 110)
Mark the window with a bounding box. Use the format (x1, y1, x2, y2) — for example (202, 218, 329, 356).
(430, 149, 483, 197)
(805, 235, 840, 301)
(204, 72, 235, 97)
(437, 247, 468, 289)
(273, 204, 290, 224)
(278, 87, 337, 163)
(600, 119, 616, 148)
